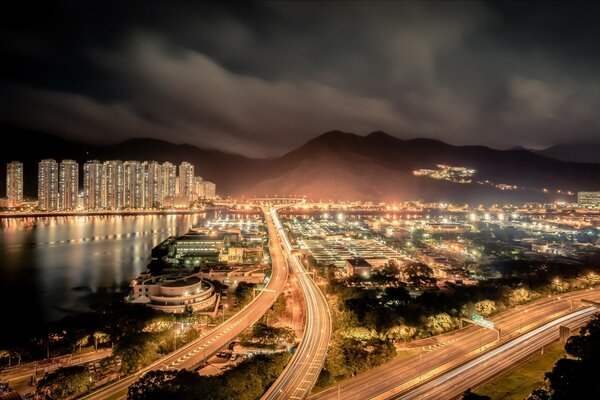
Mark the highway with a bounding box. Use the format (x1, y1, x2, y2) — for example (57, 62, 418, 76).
(262, 208, 332, 400)
(391, 306, 598, 400)
(310, 287, 600, 400)
(81, 206, 290, 400)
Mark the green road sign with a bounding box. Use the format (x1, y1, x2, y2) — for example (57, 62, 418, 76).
(472, 313, 494, 329)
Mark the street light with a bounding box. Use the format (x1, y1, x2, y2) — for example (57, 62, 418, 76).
(520, 309, 528, 333)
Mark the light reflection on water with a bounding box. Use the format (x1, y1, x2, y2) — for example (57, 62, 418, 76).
(0, 213, 210, 339)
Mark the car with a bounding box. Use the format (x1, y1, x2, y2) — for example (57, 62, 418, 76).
(230, 353, 237, 361)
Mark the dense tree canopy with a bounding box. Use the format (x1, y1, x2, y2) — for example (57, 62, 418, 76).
(128, 352, 291, 400)
(534, 314, 600, 400)
(37, 366, 92, 400)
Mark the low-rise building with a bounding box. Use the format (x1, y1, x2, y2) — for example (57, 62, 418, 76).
(346, 258, 372, 277)
(128, 272, 217, 313)
(199, 265, 267, 286)
(578, 191, 600, 207)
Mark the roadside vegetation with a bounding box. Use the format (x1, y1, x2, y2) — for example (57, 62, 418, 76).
(128, 352, 291, 400)
(315, 254, 600, 385)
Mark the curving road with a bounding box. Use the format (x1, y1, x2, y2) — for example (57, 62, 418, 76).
(262, 208, 332, 400)
(81, 206, 290, 400)
(310, 287, 600, 400)
(393, 306, 598, 400)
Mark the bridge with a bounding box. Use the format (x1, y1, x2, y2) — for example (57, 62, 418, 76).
(214, 196, 306, 207)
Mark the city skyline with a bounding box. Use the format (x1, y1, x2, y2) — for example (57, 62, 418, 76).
(5, 158, 216, 211)
(0, 2, 599, 400)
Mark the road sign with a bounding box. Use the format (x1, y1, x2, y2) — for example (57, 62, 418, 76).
(474, 319, 495, 329)
(471, 313, 494, 329)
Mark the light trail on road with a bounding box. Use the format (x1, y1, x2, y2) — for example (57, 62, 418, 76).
(262, 207, 332, 400)
(393, 306, 597, 400)
(80, 206, 290, 400)
(310, 287, 600, 400)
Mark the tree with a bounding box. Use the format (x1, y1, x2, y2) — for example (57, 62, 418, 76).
(75, 335, 90, 353)
(536, 314, 600, 399)
(127, 353, 290, 400)
(114, 333, 161, 374)
(242, 323, 295, 347)
(529, 389, 551, 400)
(462, 388, 490, 400)
(508, 287, 534, 306)
(0, 349, 10, 367)
(371, 264, 400, 285)
(403, 263, 436, 287)
(37, 366, 93, 400)
(93, 331, 110, 351)
(234, 282, 256, 306)
(264, 295, 287, 324)
(424, 313, 456, 335)
(128, 370, 180, 400)
(474, 300, 496, 317)
(178, 305, 199, 325)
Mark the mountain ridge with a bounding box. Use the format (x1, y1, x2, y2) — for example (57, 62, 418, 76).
(2, 125, 599, 203)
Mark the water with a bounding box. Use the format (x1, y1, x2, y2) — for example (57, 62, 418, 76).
(0, 213, 209, 342)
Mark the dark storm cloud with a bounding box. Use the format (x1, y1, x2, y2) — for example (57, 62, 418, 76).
(1, 1, 600, 156)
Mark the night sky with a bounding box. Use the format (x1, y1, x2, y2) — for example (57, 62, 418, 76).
(2, 1, 600, 157)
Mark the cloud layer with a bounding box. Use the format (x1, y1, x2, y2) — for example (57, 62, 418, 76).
(2, 1, 600, 156)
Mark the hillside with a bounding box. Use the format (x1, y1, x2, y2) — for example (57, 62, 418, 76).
(536, 143, 600, 163)
(2, 126, 599, 203)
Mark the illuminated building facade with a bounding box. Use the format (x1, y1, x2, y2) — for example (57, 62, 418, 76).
(578, 191, 600, 206)
(178, 162, 195, 200)
(6, 161, 23, 206)
(59, 160, 79, 210)
(83, 160, 103, 210)
(161, 162, 177, 201)
(103, 160, 124, 210)
(38, 159, 59, 211)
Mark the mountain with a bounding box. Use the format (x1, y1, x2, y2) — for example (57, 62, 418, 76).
(0, 124, 272, 198)
(246, 131, 600, 202)
(2, 126, 599, 203)
(536, 143, 600, 163)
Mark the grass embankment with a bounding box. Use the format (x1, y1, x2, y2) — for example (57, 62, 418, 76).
(476, 341, 565, 400)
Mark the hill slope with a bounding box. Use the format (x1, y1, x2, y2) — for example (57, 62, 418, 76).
(247, 131, 600, 202)
(536, 143, 600, 163)
(2, 126, 599, 203)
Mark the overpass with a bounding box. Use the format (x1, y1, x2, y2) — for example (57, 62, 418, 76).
(81, 205, 292, 400)
(262, 206, 332, 400)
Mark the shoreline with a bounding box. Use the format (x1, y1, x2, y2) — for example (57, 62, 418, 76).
(0, 208, 221, 219)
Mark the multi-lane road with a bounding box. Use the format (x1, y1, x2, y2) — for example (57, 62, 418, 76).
(81, 206, 290, 400)
(391, 306, 598, 400)
(262, 208, 332, 400)
(310, 287, 600, 400)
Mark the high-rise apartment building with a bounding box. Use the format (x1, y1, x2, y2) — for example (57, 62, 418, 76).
(178, 162, 195, 200)
(578, 191, 600, 206)
(123, 161, 143, 209)
(38, 159, 59, 211)
(193, 177, 203, 201)
(59, 160, 79, 211)
(6, 161, 23, 206)
(200, 181, 216, 199)
(144, 161, 162, 208)
(83, 160, 104, 210)
(161, 162, 177, 201)
(103, 160, 124, 210)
